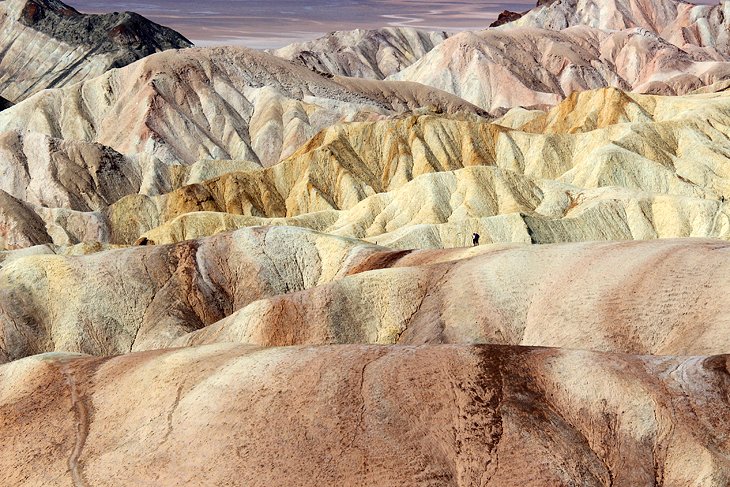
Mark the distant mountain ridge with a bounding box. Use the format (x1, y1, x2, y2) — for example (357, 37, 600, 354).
(18, 0, 192, 55)
(499, 0, 730, 55)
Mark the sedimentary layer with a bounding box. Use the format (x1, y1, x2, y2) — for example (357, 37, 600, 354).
(391, 25, 730, 112)
(0, 46, 485, 168)
(274, 27, 448, 79)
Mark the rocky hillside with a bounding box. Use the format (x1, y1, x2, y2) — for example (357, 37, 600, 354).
(505, 0, 730, 54)
(0, 0, 192, 102)
(0, 46, 485, 168)
(2, 227, 729, 361)
(391, 25, 730, 112)
(3, 85, 730, 249)
(388, 0, 730, 112)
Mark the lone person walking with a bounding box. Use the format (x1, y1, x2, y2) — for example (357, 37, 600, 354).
(472, 232, 480, 246)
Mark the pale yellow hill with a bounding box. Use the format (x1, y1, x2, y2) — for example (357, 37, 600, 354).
(128, 88, 730, 247)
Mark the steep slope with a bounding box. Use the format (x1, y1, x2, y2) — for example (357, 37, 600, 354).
(273, 27, 448, 79)
(3, 344, 730, 486)
(113, 89, 730, 246)
(3, 228, 730, 361)
(0, 190, 53, 250)
(0, 97, 11, 111)
(0, 46, 485, 168)
(391, 25, 730, 112)
(0, 0, 192, 102)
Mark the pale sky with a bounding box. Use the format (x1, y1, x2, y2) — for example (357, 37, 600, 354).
(66, 0, 721, 49)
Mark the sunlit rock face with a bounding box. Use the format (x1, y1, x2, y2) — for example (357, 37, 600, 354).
(1, 344, 729, 486)
(4, 228, 728, 360)
(4, 83, 730, 249)
(391, 25, 730, 112)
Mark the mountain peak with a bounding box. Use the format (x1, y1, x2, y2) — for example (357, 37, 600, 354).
(14, 0, 191, 53)
(0, 0, 192, 102)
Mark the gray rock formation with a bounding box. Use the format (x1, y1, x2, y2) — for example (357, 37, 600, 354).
(0, 0, 192, 102)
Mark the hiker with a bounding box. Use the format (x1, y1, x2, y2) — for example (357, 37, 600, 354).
(472, 232, 480, 246)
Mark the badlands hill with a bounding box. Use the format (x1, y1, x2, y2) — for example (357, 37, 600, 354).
(0, 46, 485, 168)
(506, 0, 730, 54)
(392, 25, 730, 111)
(274, 27, 448, 79)
(390, 0, 730, 112)
(0, 0, 192, 102)
(2, 85, 730, 249)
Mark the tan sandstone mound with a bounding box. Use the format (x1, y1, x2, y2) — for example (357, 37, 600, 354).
(0, 227, 386, 361)
(1, 344, 729, 486)
(173, 237, 730, 356)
